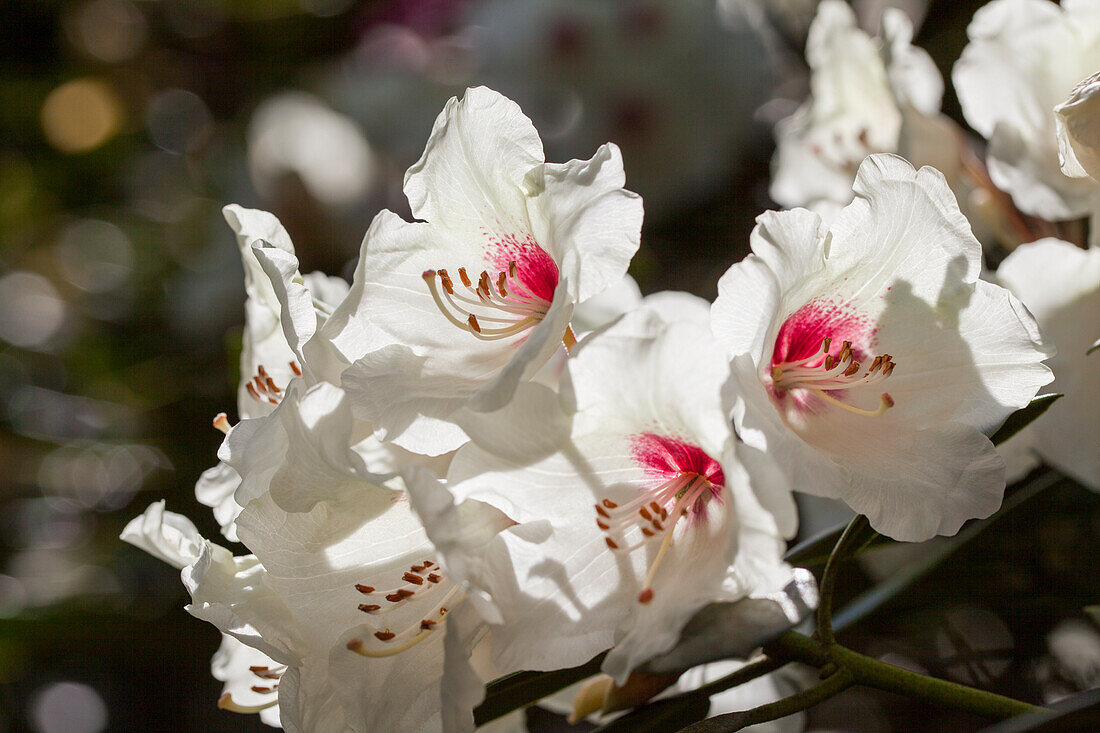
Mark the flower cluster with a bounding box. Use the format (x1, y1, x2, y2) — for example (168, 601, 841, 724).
(123, 13, 1100, 721)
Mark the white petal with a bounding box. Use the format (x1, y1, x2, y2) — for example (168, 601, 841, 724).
(880, 8, 943, 117)
(999, 239, 1100, 489)
(252, 244, 319, 381)
(278, 659, 354, 733)
(210, 634, 281, 726)
(119, 501, 204, 570)
(528, 143, 643, 303)
(195, 461, 243, 543)
(183, 543, 304, 664)
(403, 87, 543, 247)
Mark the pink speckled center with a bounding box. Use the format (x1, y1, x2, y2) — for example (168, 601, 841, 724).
(631, 433, 725, 488)
(772, 299, 874, 368)
(489, 234, 559, 303)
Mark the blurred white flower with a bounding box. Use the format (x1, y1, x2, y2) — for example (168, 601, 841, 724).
(714, 155, 1053, 541)
(997, 238, 1100, 490)
(247, 92, 376, 207)
(1055, 71, 1100, 182)
(770, 1, 943, 215)
(954, 0, 1100, 220)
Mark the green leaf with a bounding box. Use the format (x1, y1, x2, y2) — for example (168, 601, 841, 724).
(593, 690, 711, 732)
(990, 394, 1062, 446)
(473, 652, 606, 726)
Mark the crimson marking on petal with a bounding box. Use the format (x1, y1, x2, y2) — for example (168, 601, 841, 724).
(631, 433, 725, 488)
(488, 234, 560, 303)
(772, 300, 873, 367)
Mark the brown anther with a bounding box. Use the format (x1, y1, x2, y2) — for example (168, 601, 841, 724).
(602, 499, 618, 509)
(659, 508, 668, 520)
(822, 336, 832, 352)
(652, 520, 664, 531)
(251, 686, 273, 694)
(420, 619, 437, 630)
(438, 270, 454, 294)
(458, 267, 471, 287)
(638, 588, 654, 604)
(257, 364, 269, 379)
(595, 504, 610, 518)
(883, 363, 895, 377)
(497, 272, 508, 298)
(639, 506, 652, 521)
(468, 314, 482, 333)
(596, 520, 610, 530)
(605, 537, 619, 550)
(410, 564, 426, 573)
(253, 375, 266, 393)
(824, 355, 835, 370)
(440, 607, 448, 615)
(423, 560, 434, 567)
(399, 589, 415, 598)
(289, 360, 303, 376)
(649, 502, 662, 515)
(249, 666, 268, 673)
(355, 584, 374, 594)
(508, 260, 518, 278)
(426, 573, 442, 583)
(246, 382, 261, 400)
(265, 376, 281, 394)
(844, 361, 861, 377)
(402, 572, 425, 585)
(641, 527, 654, 537)
(870, 356, 883, 372)
(358, 604, 381, 613)
(374, 630, 396, 642)
(386, 592, 406, 603)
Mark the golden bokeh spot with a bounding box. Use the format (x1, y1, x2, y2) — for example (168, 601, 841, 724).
(40, 78, 123, 154)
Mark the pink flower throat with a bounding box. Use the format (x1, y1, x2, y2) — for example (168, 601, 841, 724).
(595, 433, 725, 604)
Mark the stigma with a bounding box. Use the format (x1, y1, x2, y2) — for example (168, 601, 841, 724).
(771, 336, 895, 418)
(422, 261, 551, 341)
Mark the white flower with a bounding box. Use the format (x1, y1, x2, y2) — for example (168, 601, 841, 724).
(997, 238, 1100, 490)
(770, 1, 943, 214)
(126, 381, 511, 731)
(954, 0, 1100, 220)
(196, 205, 351, 541)
(211, 634, 283, 728)
(404, 308, 798, 687)
(1055, 71, 1100, 182)
(713, 154, 1053, 542)
(336, 86, 642, 455)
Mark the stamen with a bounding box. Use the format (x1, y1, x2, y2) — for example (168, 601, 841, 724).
(422, 259, 554, 342)
(218, 693, 277, 714)
(771, 334, 897, 417)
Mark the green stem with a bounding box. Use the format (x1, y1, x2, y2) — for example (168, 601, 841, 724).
(816, 514, 871, 646)
(676, 667, 854, 733)
(766, 631, 1039, 720)
(693, 655, 786, 698)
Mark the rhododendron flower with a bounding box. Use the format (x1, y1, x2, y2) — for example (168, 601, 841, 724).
(954, 0, 1100, 220)
(337, 86, 643, 455)
(404, 308, 798, 686)
(125, 381, 512, 732)
(770, 1, 943, 215)
(998, 239, 1100, 490)
(1056, 71, 1100, 182)
(714, 154, 1053, 541)
(195, 205, 351, 541)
